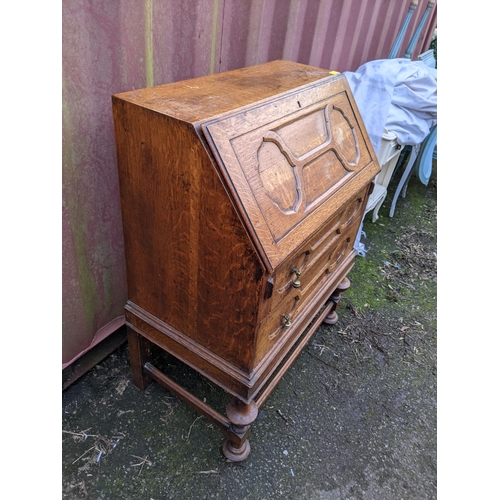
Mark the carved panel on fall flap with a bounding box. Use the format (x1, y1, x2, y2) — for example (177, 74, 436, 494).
(257, 103, 361, 217)
(201, 77, 378, 272)
(275, 108, 328, 157)
(329, 105, 360, 166)
(257, 141, 298, 214)
(302, 151, 347, 211)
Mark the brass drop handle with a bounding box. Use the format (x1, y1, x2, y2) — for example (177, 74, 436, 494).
(281, 314, 292, 329)
(291, 266, 301, 288)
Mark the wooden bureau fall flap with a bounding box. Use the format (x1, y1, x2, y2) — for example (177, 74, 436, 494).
(112, 60, 380, 461)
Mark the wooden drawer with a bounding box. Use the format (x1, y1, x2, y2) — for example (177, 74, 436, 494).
(254, 187, 366, 365)
(271, 187, 365, 296)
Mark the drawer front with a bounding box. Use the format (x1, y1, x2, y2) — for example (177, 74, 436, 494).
(271, 189, 364, 296)
(202, 75, 379, 272)
(254, 189, 365, 365)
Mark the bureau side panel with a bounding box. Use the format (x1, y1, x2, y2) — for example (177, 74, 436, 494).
(112, 98, 264, 372)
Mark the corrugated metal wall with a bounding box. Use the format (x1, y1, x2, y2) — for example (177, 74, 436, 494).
(62, 0, 437, 369)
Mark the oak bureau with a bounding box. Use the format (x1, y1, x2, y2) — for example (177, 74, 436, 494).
(112, 60, 380, 461)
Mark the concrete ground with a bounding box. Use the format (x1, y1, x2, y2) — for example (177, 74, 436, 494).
(62, 163, 437, 500)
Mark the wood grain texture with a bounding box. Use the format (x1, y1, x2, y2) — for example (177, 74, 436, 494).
(112, 60, 379, 405)
(113, 99, 264, 372)
(112, 60, 332, 124)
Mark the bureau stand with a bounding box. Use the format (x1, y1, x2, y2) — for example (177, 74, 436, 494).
(127, 277, 350, 461)
(112, 60, 380, 461)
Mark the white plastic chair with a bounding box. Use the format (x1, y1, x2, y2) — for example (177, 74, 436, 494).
(389, 124, 436, 218)
(364, 129, 403, 222)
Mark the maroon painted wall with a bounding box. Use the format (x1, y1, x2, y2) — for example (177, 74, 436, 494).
(62, 0, 437, 369)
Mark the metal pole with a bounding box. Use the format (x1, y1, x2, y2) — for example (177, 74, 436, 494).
(388, 1, 419, 59)
(404, 0, 436, 59)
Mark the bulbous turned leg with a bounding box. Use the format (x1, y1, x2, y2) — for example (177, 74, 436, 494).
(324, 277, 351, 325)
(222, 397, 258, 461)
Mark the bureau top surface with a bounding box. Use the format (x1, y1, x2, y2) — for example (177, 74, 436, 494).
(112, 60, 331, 123)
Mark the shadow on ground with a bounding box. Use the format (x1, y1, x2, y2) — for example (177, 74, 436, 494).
(62, 163, 437, 500)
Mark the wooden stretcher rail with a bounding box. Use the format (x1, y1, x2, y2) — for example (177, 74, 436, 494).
(144, 362, 231, 432)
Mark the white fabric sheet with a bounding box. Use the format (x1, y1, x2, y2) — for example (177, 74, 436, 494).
(343, 59, 437, 156)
